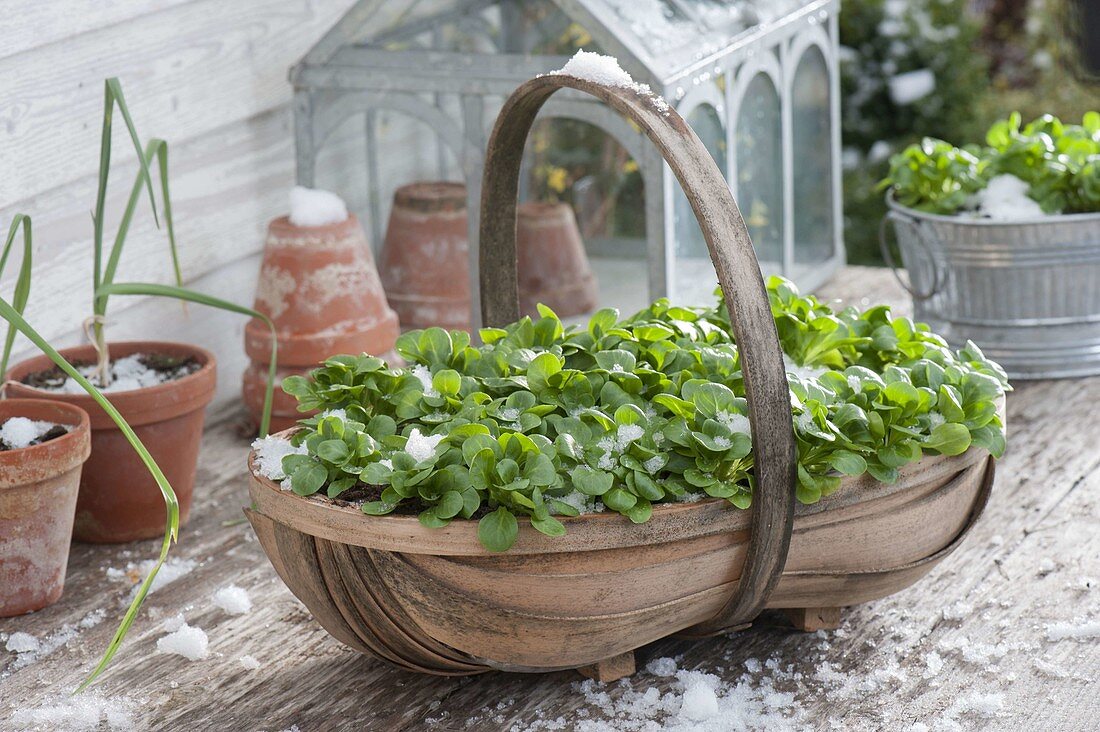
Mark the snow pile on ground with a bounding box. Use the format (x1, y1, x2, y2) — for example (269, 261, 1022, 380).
(975, 174, 1047, 220)
(289, 186, 348, 228)
(239, 655, 261, 671)
(1045, 618, 1100, 641)
(212, 585, 252, 615)
(550, 51, 670, 114)
(107, 557, 197, 598)
(45, 354, 196, 394)
(8, 693, 136, 731)
(0, 417, 63, 450)
(156, 622, 209, 661)
(5, 632, 40, 654)
(1, 608, 109, 674)
(888, 68, 935, 105)
(252, 434, 307, 489)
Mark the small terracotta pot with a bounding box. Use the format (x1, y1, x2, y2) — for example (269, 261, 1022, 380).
(244, 214, 400, 432)
(516, 202, 600, 319)
(6, 342, 216, 543)
(379, 182, 471, 331)
(0, 399, 91, 616)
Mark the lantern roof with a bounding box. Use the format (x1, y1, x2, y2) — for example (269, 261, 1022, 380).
(293, 0, 826, 91)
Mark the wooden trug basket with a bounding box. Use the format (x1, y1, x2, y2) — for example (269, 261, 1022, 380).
(245, 73, 996, 682)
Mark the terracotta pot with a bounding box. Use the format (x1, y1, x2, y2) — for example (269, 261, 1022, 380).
(243, 214, 400, 432)
(0, 400, 91, 616)
(379, 182, 471, 331)
(516, 202, 599, 318)
(6, 342, 216, 543)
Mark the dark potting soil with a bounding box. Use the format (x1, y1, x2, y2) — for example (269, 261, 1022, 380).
(0, 424, 68, 452)
(328, 482, 493, 519)
(21, 353, 202, 391)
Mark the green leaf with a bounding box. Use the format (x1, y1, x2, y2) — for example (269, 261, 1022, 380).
(603, 487, 637, 512)
(828, 450, 867, 476)
(362, 501, 396, 515)
(587, 307, 620, 338)
(316, 439, 350, 464)
(527, 352, 563, 393)
(433, 369, 462, 396)
(924, 423, 972, 456)
(625, 498, 653, 523)
(291, 461, 328, 496)
(571, 466, 614, 496)
(419, 328, 454, 367)
(531, 513, 566, 537)
(434, 490, 465, 519)
(478, 507, 519, 552)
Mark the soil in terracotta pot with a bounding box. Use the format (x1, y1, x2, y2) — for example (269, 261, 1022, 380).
(20, 352, 202, 393)
(0, 417, 68, 451)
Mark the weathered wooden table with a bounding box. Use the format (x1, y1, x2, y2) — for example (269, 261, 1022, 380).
(2, 266, 1098, 731)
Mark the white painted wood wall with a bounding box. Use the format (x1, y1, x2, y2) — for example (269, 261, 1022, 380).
(1, 0, 445, 412)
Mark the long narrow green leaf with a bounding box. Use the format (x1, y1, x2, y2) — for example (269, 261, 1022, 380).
(97, 139, 182, 318)
(96, 282, 277, 436)
(0, 214, 33, 378)
(106, 78, 159, 230)
(0, 297, 179, 691)
(92, 78, 162, 350)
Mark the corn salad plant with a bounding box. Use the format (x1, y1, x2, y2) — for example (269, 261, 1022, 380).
(883, 111, 1100, 215)
(280, 277, 1009, 553)
(1, 78, 277, 689)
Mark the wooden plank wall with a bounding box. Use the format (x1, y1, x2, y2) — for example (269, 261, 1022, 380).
(1, 1, 444, 409)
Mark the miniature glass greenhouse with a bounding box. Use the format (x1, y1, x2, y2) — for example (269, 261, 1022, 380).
(291, 0, 843, 316)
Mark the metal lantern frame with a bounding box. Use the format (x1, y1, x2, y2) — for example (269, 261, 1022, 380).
(291, 0, 844, 325)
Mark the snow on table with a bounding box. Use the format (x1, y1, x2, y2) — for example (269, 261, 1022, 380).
(0, 267, 1098, 731)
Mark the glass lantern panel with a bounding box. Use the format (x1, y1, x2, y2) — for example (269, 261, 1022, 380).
(522, 117, 649, 317)
(791, 44, 834, 273)
(735, 71, 783, 270)
(673, 102, 726, 306)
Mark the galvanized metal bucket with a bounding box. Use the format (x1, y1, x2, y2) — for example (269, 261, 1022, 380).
(881, 196, 1100, 380)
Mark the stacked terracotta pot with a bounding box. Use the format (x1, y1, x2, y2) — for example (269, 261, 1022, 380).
(377, 182, 599, 328)
(243, 211, 400, 432)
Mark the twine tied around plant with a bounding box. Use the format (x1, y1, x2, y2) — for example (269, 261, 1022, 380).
(82, 314, 113, 386)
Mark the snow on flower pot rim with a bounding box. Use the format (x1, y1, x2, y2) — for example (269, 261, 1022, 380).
(882, 194, 1100, 380)
(0, 399, 91, 616)
(242, 72, 1001, 681)
(5, 341, 216, 543)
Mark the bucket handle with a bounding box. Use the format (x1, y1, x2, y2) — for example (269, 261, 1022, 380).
(479, 74, 796, 635)
(879, 211, 944, 301)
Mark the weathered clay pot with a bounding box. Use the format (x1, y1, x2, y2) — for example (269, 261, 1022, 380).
(243, 214, 400, 432)
(6, 342, 216, 543)
(379, 182, 471, 331)
(516, 201, 599, 318)
(0, 399, 91, 616)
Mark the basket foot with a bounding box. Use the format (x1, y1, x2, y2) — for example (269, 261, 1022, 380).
(577, 651, 635, 683)
(783, 607, 842, 632)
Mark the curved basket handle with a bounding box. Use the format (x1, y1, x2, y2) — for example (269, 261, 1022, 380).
(879, 211, 944, 301)
(479, 74, 797, 634)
